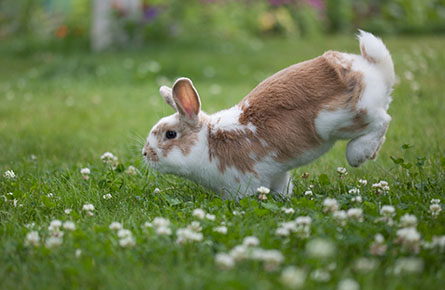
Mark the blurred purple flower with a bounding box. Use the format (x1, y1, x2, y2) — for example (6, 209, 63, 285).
(143, 6, 159, 23)
(306, 0, 324, 11)
(268, 0, 294, 6)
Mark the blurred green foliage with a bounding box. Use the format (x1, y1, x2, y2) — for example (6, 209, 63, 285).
(0, 0, 444, 49)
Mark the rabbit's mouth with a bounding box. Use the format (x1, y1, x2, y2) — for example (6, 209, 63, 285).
(142, 145, 160, 163)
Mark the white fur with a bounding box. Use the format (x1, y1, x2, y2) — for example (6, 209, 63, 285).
(358, 30, 395, 93)
(144, 31, 395, 198)
(315, 31, 394, 168)
(210, 105, 257, 134)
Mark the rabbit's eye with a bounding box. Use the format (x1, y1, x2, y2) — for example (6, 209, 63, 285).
(165, 130, 177, 139)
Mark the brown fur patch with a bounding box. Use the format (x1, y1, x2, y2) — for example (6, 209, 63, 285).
(339, 109, 369, 132)
(152, 115, 201, 157)
(207, 124, 269, 175)
(144, 145, 160, 162)
(208, 52, 366, 174)
(322, 51, 364, 111)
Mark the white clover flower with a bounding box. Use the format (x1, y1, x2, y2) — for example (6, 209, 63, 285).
(338, 278, 360, 290)
(80, 168, 90, 180)
(192, 208, 205, 219)
(404, 70, 414, 81)
(257, 186, 270, 200)
(243, 236, 260, 247)
(372, 181, 390, 194)
(188, 221, 202, 232)
(63, 221, 76, 231)
(101, 152, 118, 164)
(102, 193, 112, 200)
(119, 236, 136, 248)
(358, 179, 367, 186)
(337, 167, 347, 175)
(306, 238, 335, 259)
(304, 190, 313, 196)
(295, 216, 312, 226)
(25, 231, 40, 247)
(75, 249, 82, 258)
(431, 199, 441, 204)
(393, 257, 423, 274)
(378, 205, 396, 225)
(126, 165, 137, 175)
(232, 210, 245, 216)
(142, 222, 153, 228)
(348, 188, 360, 195)
(255, 249, 284, 272)
(257, 186, 270, 194)
(333, 210, 348, 226)
(229, 245, 249, 261)
(176, 228, 203, 244)
(48, 220, 62, 232)
(276, 216, 312, 239)
(215, 253, 235, 270)
(24, 222, 35, 229)
(45, 236, 63, 248)
(213, 226, 228, 234)
(323, 198, 339, 213)
(347, 208, 364, 222)
(109, 222, 123, 231)
(152, 217, 170, 228)
(281, 207, 295, 214)
(354, 257, 377, 273)
(380, 205, 395, 217)
(310, 269, 331, 282)
(279, 221, 298, 232)
(430, 203, 442, 217)
(276, 227, 291, 237)
(351, 195, 362, 203)
(82, 204, 95, 212)
(153, 188, 160, 194)
(156, 226, 172, 236)
(280, 266, 306, 289)
(396, 227, 421, 253)
(117, 229, 132, 239)
(3, 170, 16, 179)
(206, 214, 216, 221)
(64, 208, 72, 214)
(47, 193, 54, 198)
(370, 234, 387, 256)
(400, 214, 417, 228)
(428, 235, 445, 251)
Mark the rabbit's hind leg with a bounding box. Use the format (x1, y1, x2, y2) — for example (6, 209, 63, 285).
(346, 110, 390, 167)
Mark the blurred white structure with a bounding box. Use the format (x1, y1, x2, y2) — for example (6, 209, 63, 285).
(91, 0, 141, 51)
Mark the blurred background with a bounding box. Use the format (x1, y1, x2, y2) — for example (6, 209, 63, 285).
(1, 0, 444, 51)
(1, 0, 444, 169)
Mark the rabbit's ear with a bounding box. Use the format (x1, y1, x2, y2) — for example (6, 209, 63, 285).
(172, 78, 201, 124)
(159, 86, 177, 111)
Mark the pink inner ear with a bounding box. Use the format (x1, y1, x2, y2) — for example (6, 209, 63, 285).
(175, 83, 200, 119)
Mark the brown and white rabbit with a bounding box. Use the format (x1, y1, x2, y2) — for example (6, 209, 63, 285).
(143, 31, 395, 199)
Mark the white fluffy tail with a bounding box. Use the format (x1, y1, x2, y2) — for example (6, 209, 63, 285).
(358, 30, 395, 91)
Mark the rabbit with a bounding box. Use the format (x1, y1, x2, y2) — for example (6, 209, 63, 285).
(142, 30, 395, 199)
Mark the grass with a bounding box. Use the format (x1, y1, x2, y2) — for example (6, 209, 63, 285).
(0, 34, 444, 290)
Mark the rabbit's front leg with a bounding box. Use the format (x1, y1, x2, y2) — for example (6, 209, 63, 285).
(271, 171, 293, 196)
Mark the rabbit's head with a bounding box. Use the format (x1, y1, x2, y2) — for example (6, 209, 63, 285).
(142, 78, 207, 176)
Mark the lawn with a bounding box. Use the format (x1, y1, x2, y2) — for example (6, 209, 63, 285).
(0, 34, 444, 290)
